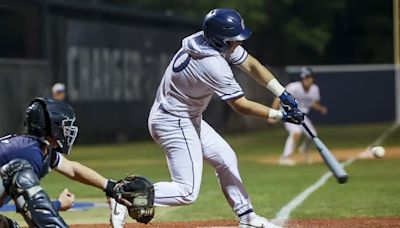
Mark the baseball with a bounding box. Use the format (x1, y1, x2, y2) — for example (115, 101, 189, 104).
(371, 146, 385, 158)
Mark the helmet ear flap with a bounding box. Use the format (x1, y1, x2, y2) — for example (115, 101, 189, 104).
(203, 21, 229, 52)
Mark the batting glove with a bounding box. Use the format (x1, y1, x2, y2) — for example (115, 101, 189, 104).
(282, 109, 305, 125)
(279, 90, 299, 112)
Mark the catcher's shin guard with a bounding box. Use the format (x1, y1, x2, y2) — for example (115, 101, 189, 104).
(1, 159, 68, 227)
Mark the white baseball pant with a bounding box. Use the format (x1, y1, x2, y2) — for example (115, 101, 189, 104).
(148, 104, 253, 216)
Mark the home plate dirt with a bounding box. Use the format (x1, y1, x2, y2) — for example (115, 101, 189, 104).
(71, 220, 237, 227)
(70, 218, 400, 227)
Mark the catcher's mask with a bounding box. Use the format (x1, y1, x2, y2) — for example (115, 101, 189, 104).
(25, 97, 78, 154)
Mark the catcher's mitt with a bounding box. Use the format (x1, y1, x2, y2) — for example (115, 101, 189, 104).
(113, 175, 155, 224)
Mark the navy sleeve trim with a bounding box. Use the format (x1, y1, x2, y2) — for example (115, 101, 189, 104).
(220, 90, 244, 100)
(232, 51, 248, 65)
(223, 93, 244, 101)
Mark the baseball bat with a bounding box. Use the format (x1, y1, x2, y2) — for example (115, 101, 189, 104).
(302, 123, 348, 184)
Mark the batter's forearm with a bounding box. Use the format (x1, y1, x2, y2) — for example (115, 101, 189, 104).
(271, 97, 281, 110)
(228, 97, 283, 120)
(248, 63, 275, 86)
(239, 55, 276, 86)
(239, 55, 286, 97)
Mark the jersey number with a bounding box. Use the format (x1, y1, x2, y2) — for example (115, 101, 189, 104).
(172, 50, 191, 73)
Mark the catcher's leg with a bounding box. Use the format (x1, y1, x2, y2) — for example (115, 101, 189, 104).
(200, 120, 253, 216)
(1, 159, 67, 227)
(149, 111, 203, 206)
(0, 214, 20, 228)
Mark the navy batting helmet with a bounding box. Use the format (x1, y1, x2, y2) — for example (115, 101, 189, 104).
(25, 97, 78, 154)
(202, 8, 252, 52)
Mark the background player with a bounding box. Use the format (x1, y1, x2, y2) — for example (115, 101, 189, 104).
(144, 9, 304, 228)
(271, 67, 327, 166)
(51, 83, 66, 101)
(0, 98, 142, 227)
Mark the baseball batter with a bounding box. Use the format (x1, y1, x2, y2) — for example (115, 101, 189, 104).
(148, 9, 305, 228)
(272, 67, 327, 166)
(111, 8, 304, 228)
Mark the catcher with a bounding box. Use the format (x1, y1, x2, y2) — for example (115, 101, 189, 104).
(0, 97, 154, 227)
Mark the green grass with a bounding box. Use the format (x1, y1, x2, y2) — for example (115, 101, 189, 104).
(4, 122, 400, 225)
(293, 159, 400, 218)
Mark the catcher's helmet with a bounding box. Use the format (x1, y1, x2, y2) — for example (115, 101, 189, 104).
(202, 8, 252, 52)
(25, 97, 78, 154)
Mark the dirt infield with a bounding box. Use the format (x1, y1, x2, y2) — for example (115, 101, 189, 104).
(70, 218, 400, 227)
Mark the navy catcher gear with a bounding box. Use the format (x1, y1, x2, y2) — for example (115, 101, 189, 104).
(203, 8, 252, 52)
(25, 97, 78, 154)
(1, 159, 67, 227)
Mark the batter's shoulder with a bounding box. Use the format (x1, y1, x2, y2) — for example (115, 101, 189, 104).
(200, 55, 232, 76)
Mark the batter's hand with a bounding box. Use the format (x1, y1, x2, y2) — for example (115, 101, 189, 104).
(58, 188, 75, 211)
(282, 109, 305, 125)
(279, 91, 299, 112)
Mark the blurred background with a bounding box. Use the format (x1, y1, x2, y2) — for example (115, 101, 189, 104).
(0, 0, 398, 144)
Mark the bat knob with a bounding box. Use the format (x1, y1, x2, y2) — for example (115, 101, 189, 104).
(337, 175, 348, 184)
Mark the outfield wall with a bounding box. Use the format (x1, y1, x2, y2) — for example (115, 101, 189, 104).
(0, 62, 395, 142)
(0, 59, 51, 135)
(286, 65, 396, 124)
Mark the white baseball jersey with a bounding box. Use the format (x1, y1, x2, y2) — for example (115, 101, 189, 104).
(285, 81, 320, 114)
(154, 31, 248, 118)
(148, 31, 254, 216)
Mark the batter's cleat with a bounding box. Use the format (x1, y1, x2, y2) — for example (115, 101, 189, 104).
(239, 215, 282, 228)
(279, 157, 296, 166)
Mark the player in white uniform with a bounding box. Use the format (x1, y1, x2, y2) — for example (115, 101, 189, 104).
(272, 67, 327, 166)
(110, 8, 304, 228)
